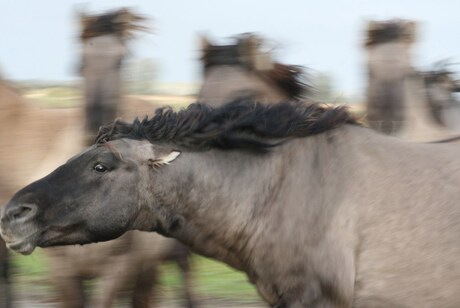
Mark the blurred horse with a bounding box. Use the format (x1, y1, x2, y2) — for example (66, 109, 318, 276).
(79, 8, 148, 143)
(0, 79, 17, 308)
(41, 8, 195, 308)
(0, 79, 81, 308)
(365, 19, 460, 141)
(422, 64, 460, 132)
(198, 33, 309, 104)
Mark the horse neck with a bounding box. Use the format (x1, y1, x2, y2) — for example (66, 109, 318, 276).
(156, 149, 277, 268)
(81, 35, 125, 138)
(82, 35, 124, 94)
(154, 131, 356, 271)
(198, 65, 288, 107)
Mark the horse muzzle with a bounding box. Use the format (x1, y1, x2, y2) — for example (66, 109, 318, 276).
(0, 201, 40, 255)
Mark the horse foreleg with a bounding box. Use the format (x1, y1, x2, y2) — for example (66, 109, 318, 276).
(132, 264, 158, 308)
(176, 254, 195, 308)
(53, 277, 85, 308)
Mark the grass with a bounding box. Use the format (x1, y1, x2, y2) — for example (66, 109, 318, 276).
(23, 87, 81, 108)
(10, 248, 261, 304)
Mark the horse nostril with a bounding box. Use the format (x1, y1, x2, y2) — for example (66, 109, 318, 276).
(6, 203, 38, 222)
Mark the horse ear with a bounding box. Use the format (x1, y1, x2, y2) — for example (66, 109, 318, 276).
(149, 151, 181, 169)
(199, 34, 213, 62)
(77, 8, 90, 31)
(159, 151, 181, 164)
(404, 21, 417, 43)
(366, 20, 380, 32)
(199, 35, 213, 51)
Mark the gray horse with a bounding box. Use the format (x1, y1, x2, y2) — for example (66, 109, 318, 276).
(198, 33, 309, 105)
(4, 99, 460, 307)
(365, 19, 460, 141)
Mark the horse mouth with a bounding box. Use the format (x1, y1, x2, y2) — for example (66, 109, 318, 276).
(1, 225, 40, 255)
(4, 237, 37, 255)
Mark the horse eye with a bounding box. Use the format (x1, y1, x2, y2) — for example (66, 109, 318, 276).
(93, 163, 108, 173)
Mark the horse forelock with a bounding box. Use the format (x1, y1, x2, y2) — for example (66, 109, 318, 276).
(80, 9, 147, 41)
(365, 21, 415, 47)
(95, 100, 357, 152)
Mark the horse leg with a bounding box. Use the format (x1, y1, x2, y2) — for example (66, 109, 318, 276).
(131, 264, 157, 308)
(92, 253, 151, 308)
(175, 252, 195, 308)
(0, 238, 11, 308)
(53, 276, 86, 308)
(92, 260, 129, 308)
(162, 241, 195, 308)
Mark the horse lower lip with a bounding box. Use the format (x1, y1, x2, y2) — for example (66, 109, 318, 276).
(6, 239, 36, 255)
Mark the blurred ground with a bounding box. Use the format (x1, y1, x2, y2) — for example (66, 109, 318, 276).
(11, 249, 266, 307)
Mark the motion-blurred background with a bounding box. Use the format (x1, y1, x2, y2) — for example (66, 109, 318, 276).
(1, 1, 459, 307)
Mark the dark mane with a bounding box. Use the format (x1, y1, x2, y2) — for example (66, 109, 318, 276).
(201, 35, 310, 100)
(365, 20, 415, 47)
(96, 100, 356, 152)
(80, 8, 147, 41)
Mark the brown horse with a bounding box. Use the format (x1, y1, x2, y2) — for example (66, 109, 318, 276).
(0, 80, 17, 308)
(198, 33, 309, 105)
(0, 79, 81, 308)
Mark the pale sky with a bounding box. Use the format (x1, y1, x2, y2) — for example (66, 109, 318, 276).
(1, 0, 459, 97)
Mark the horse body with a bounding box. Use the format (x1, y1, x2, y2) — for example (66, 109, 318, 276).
(162, 125, 460, 307)
(3, 101, 460, 307)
